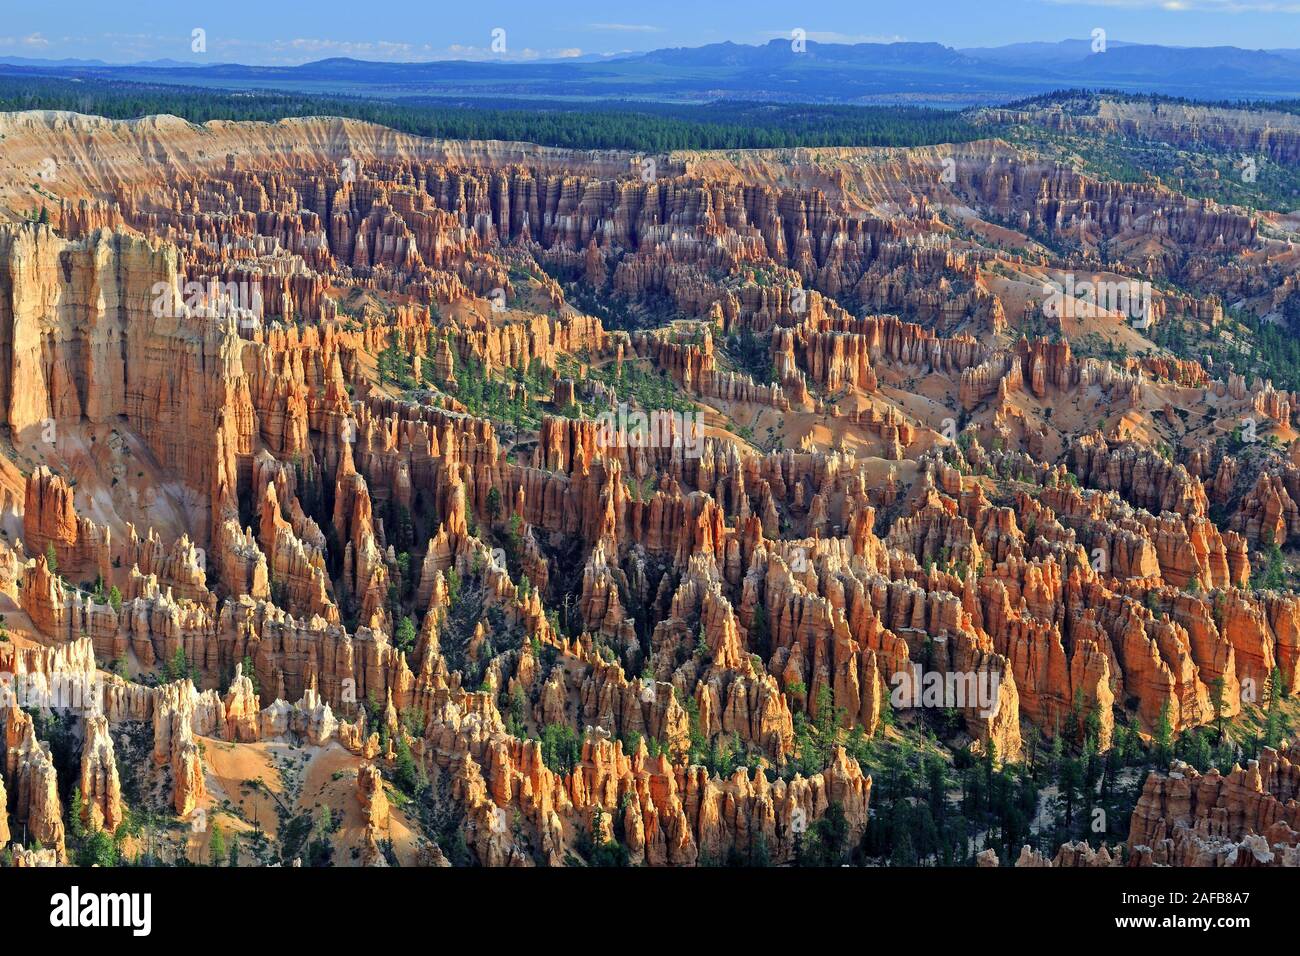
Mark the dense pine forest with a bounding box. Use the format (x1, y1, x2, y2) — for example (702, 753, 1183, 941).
(1003, 88, 1300, 114)
(0, 72, 981, 151)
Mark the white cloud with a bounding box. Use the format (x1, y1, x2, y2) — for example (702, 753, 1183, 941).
(0, 30, 590, 65)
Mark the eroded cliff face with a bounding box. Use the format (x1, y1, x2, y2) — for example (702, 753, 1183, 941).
(1127, 744, 1300, 867)
(0, 107, 1297, 866)
(980, 97, 1300, 170)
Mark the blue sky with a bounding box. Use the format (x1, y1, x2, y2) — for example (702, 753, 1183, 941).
(3, 0, 1298, 64)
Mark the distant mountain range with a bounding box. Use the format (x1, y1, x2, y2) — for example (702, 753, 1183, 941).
(3, 38, 1298, 106)
(0, 56, 204, 69)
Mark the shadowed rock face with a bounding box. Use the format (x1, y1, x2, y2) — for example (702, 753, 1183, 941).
(0, 103, 1297, 866)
